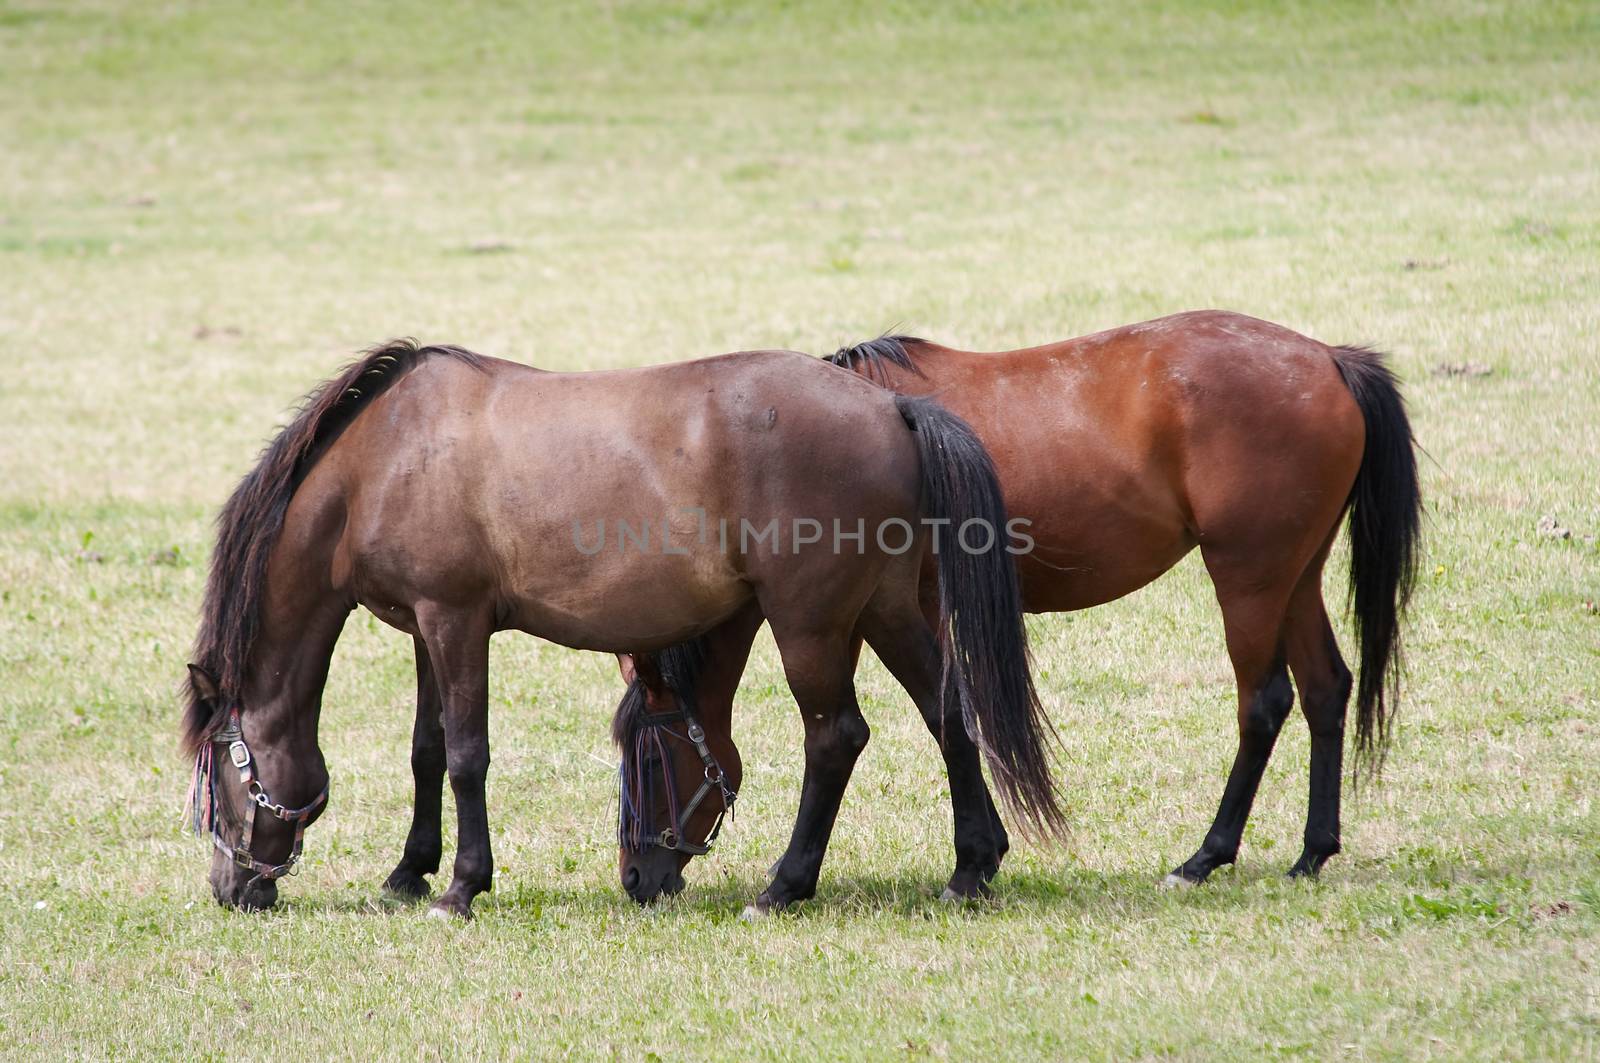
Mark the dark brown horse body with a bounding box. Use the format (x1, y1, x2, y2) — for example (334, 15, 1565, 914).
(184, 342, 1058, 917)
(618, 310, 1419, 893)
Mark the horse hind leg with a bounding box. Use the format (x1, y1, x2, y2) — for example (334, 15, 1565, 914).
(857, 582, 1007, 900)
(750, 628, 870, 916)
(383, 635, 447, 901)
(1167, 574, 1296, 887)
(1283, 564, 1353, 878)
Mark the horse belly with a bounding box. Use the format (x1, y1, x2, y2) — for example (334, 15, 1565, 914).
(495, 529, 748, 652)
(1013, 510, 1195, 612)
(998, 442, 1194, 613)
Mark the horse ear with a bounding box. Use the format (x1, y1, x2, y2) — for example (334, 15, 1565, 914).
(630, 653, 665, 692)
(187, 663, 220, 702)
(616, 654, 637, 686)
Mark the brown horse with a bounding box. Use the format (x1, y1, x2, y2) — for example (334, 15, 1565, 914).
(611, 310, 1420, 897)
(182, 340, 1060, 917)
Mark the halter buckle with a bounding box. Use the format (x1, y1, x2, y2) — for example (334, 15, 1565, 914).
(228, 740, 251, 770)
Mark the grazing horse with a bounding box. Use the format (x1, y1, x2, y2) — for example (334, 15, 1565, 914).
(614, 310, 1420, 895)
(183, 340, 1060, 918)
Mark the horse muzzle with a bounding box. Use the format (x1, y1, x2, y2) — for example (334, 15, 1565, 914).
(620, 850, 686, 905)
(212, 870, 279, 912)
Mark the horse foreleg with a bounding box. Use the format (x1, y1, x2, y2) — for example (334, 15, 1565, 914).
(383, 635, 446, 901)
(417, 608, 495, 920)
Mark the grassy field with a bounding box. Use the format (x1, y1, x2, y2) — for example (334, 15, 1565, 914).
(2, 0, 1598, 1057)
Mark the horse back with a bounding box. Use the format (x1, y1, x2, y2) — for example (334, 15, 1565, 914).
(847, 311, 1366, 610)
(302, 349, 920, 649)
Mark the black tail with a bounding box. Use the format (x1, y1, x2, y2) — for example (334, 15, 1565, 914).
(1332, 346, 1422, 771)
(895, 395, 1065, 838)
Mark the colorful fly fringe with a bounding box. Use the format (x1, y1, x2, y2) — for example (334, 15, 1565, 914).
(184, 741, 216, 836)
(618, 726, 682, 852)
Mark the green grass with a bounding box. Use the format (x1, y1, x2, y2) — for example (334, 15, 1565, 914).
(2, 0, 1598, 1057)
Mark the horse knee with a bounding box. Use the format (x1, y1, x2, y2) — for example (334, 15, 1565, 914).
(412, 740, 446, 779)
(834, 712, 870, 756)
(808, 711, 870, 760)
(445, 746, 490, 790)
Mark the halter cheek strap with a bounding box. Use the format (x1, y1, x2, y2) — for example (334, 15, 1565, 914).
(620, 708, 737, 857)
(667, 715, 735, 855)
(205, 711, 329, 882)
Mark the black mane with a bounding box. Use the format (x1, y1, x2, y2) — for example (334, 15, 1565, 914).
(610, 636, 712, 746)
(182, 340, 486, 753)
(826, 334, 927, 386)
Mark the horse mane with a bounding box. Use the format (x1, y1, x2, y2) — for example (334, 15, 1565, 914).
(610, 636, 712, 747)
(181, 339, 487, 753)
(826, 334, 928, 386)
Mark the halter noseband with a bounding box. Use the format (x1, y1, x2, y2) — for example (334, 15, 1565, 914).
(192, 709, 329, 882)
(619, 707, 736, 857)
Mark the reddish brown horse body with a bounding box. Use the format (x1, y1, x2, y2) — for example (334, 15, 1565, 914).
(618, 310, 1419, 891)
(184, 342, 1058, 917)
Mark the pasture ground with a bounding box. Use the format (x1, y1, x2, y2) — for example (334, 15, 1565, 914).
(1, 1, 1597, 1058)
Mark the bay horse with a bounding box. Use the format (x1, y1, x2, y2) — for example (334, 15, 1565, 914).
(182, 340, 1060, 918)
(610, 310, 1420, 898)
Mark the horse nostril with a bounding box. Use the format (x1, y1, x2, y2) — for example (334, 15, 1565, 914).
(622, 866, 641, 895)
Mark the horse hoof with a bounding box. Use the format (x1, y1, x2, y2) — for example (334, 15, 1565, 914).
(1160, 872, 1198, 890)
(743, 890, 786, 920)
(940, 873, 991, 902)
(426, 899, 472, 921)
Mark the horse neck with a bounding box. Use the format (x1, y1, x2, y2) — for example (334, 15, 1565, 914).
(696, 606, 764, 731)
(234, 513, 351, 788)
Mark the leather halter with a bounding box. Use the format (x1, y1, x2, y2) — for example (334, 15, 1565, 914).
(205, 710, 329, 881)
(619, 707, 736, 856)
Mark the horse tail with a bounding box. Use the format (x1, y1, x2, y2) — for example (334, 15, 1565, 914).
(1331, 345, 1422, 771)
(895, 394, 1065, 839)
